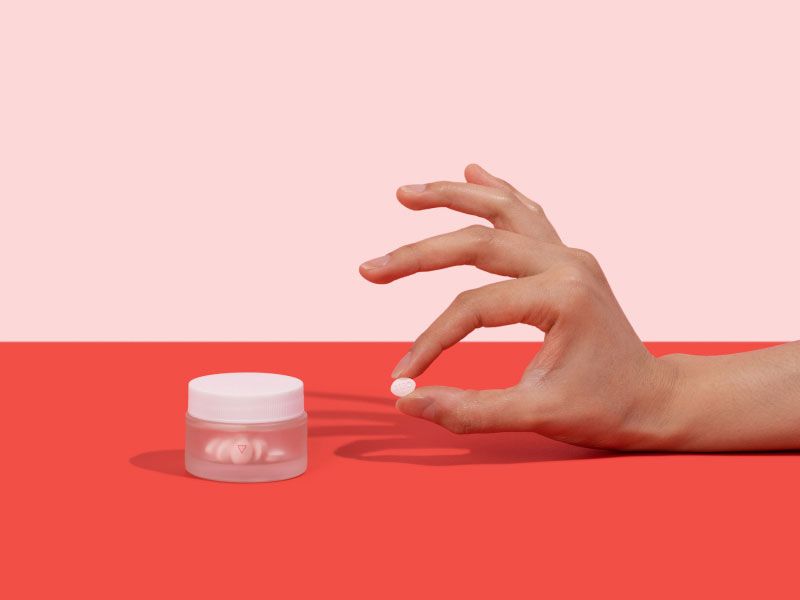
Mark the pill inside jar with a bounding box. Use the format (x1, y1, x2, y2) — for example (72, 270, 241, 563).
(391, 377, 416, 397)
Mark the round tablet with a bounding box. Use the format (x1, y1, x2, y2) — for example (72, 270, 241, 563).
(390, 377, 416, 397)
(266, 448, 286, 462)
(230, 437, 254, 464)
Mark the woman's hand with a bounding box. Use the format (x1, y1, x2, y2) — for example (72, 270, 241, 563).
(359, 164, 681, 450)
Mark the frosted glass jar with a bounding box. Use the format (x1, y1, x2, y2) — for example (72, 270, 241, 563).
(185, 372, 307, 483)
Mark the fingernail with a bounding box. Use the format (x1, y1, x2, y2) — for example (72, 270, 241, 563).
(396, 393, 435, 417)
(400, 184, 426, 193)
(391, 350, 413, 378)
(360, 255, 391, 270)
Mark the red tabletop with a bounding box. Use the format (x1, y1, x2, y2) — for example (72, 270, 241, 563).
(3, 342, 797, 598)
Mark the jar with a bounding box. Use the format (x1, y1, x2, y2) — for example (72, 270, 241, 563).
(185, 372, 307, 483)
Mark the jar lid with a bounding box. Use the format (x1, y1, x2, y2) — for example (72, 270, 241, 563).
(188, 372, 304, 423)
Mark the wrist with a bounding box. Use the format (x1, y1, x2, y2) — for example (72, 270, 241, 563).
(647, 344, 800, 451)
(626, 353, 694, 451)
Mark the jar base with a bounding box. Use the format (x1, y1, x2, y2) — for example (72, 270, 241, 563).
(185, 453, 307, 483)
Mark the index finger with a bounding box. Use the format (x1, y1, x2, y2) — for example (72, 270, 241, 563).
(394, 276, 555, 379)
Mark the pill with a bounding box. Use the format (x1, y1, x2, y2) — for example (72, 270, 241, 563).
(266, 448, 286, 462)
(253, 438, 267, 461)
(230, 437, 254, 464)
(215, 438, 231, 462)
(204, 437, 221, 456)
(390, 377, 416, 397)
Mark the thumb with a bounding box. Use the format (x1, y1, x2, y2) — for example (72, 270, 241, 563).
(396, 385, 537, 434)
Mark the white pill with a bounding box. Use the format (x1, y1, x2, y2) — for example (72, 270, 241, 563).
(215, 438, 231, 462)
(266, 448, 286, 462)
(230, 437, 254, 464)
(204, 437, 221, 457)
(390, 377, 416, 397)
(253, 438, 267, 461)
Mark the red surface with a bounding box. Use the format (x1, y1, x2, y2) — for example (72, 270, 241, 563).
(3, 342, 798, 598)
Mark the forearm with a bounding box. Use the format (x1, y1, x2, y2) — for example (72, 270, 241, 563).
(656, 342, 800, 451)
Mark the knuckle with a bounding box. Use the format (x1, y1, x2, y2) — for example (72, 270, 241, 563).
(569, 248, 601, 272)
(441, 411, 475, 434)
(555, 264, 587, 285)
(495, 189, 518, 210)
(527, 201, 545, 215)
(463, 224, 494, 246)
(443, 288, 484, 331)
(552, 265, 595, 310)
(451, 290, 477, 313)
(426, 181, 451, 194)
(444, 392, 484, 434)
(397, 242, 423, 270)
(486, 190, 518, 222)
(463, 223, 490, 235)
(452, 289, 475, 308)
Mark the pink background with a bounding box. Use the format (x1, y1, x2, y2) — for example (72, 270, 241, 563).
(1, 1, 798, 341)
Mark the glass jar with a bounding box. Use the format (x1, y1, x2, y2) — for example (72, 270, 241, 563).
(185, 372, 307, 483)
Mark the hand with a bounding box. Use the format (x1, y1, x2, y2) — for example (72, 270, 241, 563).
(359, 164, 680, 450)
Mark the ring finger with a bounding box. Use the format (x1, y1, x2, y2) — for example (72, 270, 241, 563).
(359, 225, 565, 284)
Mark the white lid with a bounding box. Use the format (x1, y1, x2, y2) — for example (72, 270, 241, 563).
(188, 372, 304, 423)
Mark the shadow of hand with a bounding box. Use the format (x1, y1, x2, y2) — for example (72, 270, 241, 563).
(308, 391, 614, 466)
